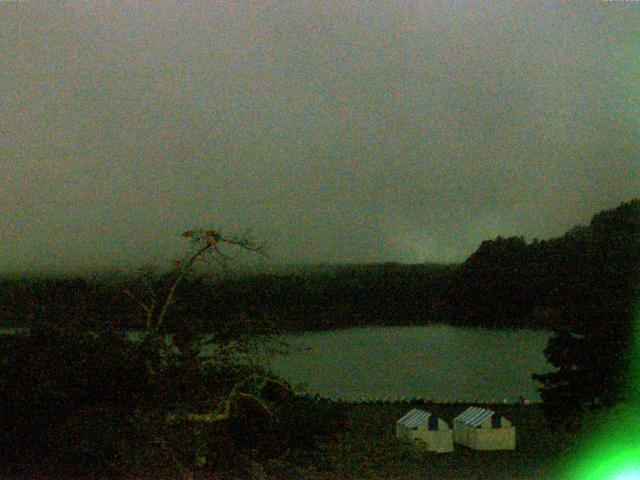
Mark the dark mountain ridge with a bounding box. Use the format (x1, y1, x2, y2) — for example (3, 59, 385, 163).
(1, 199, 637, 333)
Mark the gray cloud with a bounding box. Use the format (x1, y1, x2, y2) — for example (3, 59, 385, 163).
(1, 1, 638, 274)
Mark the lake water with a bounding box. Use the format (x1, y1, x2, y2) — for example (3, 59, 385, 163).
(252, 325, 553, 403)
(1, 324, 553, 403)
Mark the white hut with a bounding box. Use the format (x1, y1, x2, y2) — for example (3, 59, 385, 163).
(396, 408, 453, 453)
(453, 406, 515, 450)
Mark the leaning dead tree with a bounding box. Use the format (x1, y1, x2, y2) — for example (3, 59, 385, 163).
(124, 228, 287, 432)
(124, 228, 267, 334)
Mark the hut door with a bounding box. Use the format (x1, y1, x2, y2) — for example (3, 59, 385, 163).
(491, 414, 501, 429)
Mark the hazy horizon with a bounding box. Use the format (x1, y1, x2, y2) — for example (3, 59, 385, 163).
(2, 1, 638, 274)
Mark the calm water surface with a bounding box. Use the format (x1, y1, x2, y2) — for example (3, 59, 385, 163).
(254, 325, 552, 402)
(1, 325, 553, 403)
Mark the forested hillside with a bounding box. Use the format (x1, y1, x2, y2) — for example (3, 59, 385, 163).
(1, 199, 637, 333)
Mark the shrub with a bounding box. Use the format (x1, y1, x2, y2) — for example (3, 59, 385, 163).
(0, 325, 157, 474)
(0, 324, 344, 477)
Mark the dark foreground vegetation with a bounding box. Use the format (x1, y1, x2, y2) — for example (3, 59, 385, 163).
(0, 341, 604, 480)
(0, 322, 345, 479)
(0, 200, 637, 478)
(0, 319, 604, 479)
(261, 401, 594, 480)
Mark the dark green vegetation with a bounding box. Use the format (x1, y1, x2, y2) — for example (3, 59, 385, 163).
(0, 262, 457, 333)
(0, 200, 637, 478)
(0, 228, 346, 478)
(0, 323, 345, 478)
(532, 199, 640, 416)
(2, 201, 637, 335)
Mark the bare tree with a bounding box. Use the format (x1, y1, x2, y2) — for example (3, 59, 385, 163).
(124, 228, 288, 470)
(124, 228, 267, 334)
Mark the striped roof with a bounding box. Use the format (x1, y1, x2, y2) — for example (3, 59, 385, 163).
(454, 407, 495, 427)
(397, 409, 432, 429)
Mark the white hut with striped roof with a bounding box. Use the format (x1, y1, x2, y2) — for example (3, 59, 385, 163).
(453, 406, 515, 450)
(396, 408, 453, 453)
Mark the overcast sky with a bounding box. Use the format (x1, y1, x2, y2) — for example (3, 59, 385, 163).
(1, 1, 638, 274)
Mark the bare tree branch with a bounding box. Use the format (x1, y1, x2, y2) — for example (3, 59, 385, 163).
(123, 288, 156, 328)
(167, 374, 289, 425)
(140, 228, 268, 333)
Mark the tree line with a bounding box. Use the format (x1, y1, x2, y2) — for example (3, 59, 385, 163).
(0, 228, 345, 478)
(0, 199, 637, 475)
(1, 201, 637, 337)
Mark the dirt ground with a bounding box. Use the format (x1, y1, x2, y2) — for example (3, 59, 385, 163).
(262, 401, 589, 480)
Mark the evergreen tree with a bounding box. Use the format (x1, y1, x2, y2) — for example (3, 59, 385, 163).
(533, 199, 640, 417)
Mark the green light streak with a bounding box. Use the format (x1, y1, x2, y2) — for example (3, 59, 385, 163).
(557, 419, 640, 479)
(611, 470, 640, 480)
(555, 295, 640, 479)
